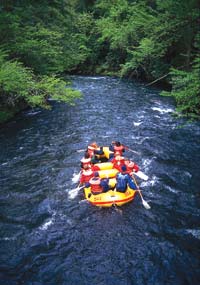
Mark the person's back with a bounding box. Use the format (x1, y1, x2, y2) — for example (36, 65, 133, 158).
(100, 178, 109, 193)
(81, 153, 92, 169)
(88, 172, 103, 194)
(116, 165, 137, 193)
(116, 172, 128, 192)
(80, 168, 94, 184)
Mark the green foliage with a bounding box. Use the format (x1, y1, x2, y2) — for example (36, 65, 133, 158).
(0, 0, 84, 122)
(91, 0, 200, 117)
(0, 0, 199, 120)
(0, 1, 92, 74)
(15, 24, 65, 74)
(0, 56, 33, 102)
(161, 57, 200, 118)
(0, 110, 14, 123)
(0, 51, 81, 114)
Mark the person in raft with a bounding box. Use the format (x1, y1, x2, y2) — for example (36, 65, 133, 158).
(86, 142, 105, 164)
(80, 152, 92, 170)
(110, 141, 127, 156)
(79, 167, 94, 185)
(116, 165, 137, 193)
(111, 152, 126, 171)
(85, 172, 109, 195)
(124, 159, 139, 173)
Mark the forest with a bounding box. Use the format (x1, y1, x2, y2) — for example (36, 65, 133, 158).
(0, 0, 199, 123)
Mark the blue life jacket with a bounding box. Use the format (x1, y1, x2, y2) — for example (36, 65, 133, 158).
(116, 173, 127, 191)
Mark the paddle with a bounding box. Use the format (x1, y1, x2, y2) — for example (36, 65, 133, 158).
(77, 149, 85, 153)
(125, 147, 141, 155)
(69, 185, 84, 194)
(132, 174, 151, 210)
(137, 190, 151, 210)
(111, 141, 140, 155)
(133, 170, 149, 181)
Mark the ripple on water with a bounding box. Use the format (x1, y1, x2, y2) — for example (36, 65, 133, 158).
(0, 76, 199, 285)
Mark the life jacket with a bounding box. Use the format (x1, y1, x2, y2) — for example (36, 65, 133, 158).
(92, 165, 101, 171)
(87, 145, 95, 157)
(80, 169, 94, 184)
(116, 173, 127, 191)
(112, 155, 125, 171)
(81, 157, 91, 169)
(114, 145, 124, 155)
(125, 160, 139, 173)
(89, 177, 102, 193)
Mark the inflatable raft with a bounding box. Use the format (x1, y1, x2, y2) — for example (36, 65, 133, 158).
(80, 144, 148, 207)
(84, 186, 137, 207)
(83, 163, 137, 207)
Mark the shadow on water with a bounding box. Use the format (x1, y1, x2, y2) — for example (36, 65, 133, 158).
(0, 76, 200, 285)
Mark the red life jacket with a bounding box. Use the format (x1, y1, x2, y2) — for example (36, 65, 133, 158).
(89, 177, 102, 193)
(125, 160, 139, 173)
(80, 169, 94, 184)
(81, 157, 91, 169)
(87, 146, 95, 157)
(92, 165, 101, 171)
(112, 155, 125, 171)
(114, 145, 124, 155)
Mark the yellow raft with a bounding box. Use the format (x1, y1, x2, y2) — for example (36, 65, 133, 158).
(84, 186, 137, 207)
(83, 147, 138, 207)
(95, 146, 113, 161)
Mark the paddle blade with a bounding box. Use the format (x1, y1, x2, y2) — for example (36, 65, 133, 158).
(134, 171, 148, 181)
(142, 199, 151, 210)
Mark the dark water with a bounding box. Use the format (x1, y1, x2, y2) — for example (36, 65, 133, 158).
(0, 76, 200, 285)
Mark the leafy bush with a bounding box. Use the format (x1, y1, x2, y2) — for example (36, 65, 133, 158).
(161, 57, 200, 118)
(0, 51, 81, 111)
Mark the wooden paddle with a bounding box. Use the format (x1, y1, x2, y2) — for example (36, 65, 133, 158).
(132, 174, 151, 210)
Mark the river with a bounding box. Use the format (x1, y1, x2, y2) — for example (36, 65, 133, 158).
(0, 76, 200, 285)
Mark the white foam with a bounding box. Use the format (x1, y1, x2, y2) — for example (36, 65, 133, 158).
(68, 188, 79, 199)
(72, 172, 80, 184)
(165, 185, 179, 194)
(142, 158, 153, 168)
(152, 107, 173, 114)
(133, 136, 150, 144)
(39, 219, 53, 230)
(186, 229, 200, 239)
(141, 175, 158, 187)
(25, 110, 41, 116)
(0, 237, 16, 241)
(133, 122, 142, 126)
(39, 211, 56, 231)
(183, 171, 192, 178)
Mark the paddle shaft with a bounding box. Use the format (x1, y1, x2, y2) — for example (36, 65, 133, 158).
(132, 174, 151, 209)
(125, 147, 141, 155)
(70, 185, 84, 193)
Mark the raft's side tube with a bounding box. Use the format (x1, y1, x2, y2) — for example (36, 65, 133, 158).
(98, 168, 118, 179)
(84, 186, 137, 207)
(94, 162, 113, 170)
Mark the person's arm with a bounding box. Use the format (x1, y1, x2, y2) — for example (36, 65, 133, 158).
(109, 144, 114, 151)
(127, 175, 137, 190)
(133, 164, 139, 172)
(94, 146, 104, 155)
